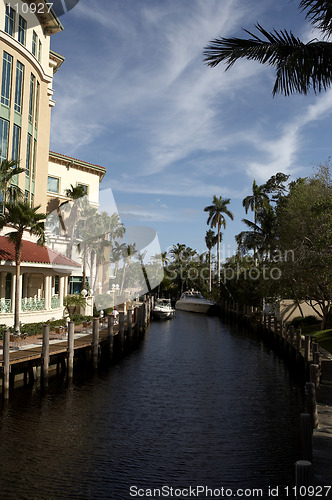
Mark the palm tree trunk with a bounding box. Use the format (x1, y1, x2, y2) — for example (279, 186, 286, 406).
(14, 245, 22, 333)
(209, 250, 212, 292)
(217, 222, 221, 284)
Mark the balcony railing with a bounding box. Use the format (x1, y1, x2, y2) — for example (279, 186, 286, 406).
(21, 298, 45, 312)
(0, 298, 11, 313)
(51, 295, 60, 309)
(0, 296, 62, 314)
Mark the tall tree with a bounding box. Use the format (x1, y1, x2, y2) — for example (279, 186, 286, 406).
(204, 196, 233, 284)
(205, 229, 217, 292)
(0, 159, 24, 210)
(204, 1, 332, 96)
(60, 184, 87, 259)
(276, 165, 332, 329)
(0, 202, 46, 332)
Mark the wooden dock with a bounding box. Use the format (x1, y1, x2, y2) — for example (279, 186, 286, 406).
(0, 297, 154, 397)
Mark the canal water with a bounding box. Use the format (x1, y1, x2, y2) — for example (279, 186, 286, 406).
(0, 312, 304, 499)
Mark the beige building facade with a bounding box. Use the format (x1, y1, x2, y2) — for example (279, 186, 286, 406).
(0, 0, 63, 210)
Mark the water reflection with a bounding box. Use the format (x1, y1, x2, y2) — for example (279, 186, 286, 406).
(0, 312, 303, 499)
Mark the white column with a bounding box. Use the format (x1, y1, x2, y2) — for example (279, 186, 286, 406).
(44, 275, 51, 310)
(11, 273, 16, 313)
(0, 272, 4, 299)
(18, 274, 22, 314)
(59, 275, 65, 308)
(64, 275, 68, 298)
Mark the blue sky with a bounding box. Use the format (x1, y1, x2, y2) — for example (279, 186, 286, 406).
(49, 0, 332, 258)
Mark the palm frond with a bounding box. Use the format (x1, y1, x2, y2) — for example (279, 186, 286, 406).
(204, 23, 332, 95)
(300, 0, 332, 37)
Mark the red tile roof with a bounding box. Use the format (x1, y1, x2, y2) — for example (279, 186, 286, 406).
(0, 236, 81, 268)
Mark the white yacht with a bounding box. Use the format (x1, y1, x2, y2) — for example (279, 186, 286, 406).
(152, 298, 175, 320)
(175, 291, 214, 314)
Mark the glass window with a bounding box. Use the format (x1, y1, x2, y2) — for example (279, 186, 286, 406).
(24, 190, 29, 202)
(18, 16, 26, 45)
(32, 139, 37, 179)
(14, 61, 24, 113)
(0, 118, 9, 162)
(32, 31, 37, 56)
(1, 52, 13, 107)
(11, 124, 20, 162)
(30, 193, 34, 207)
(34, 81, 39, 128)
(38, 40, 42, 62)
(78, 183, 89, 195)
(5, 5, 15, 36)
(26, 133, 32, 176)
(48, 176, 59, 193)
(28, 74, 35, 123)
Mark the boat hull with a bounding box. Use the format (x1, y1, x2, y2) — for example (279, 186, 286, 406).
(175, 301, 212, 314)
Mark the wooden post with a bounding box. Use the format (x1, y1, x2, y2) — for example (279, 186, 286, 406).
(42, 324, 50, 383)
(305, 382, 318, 429)
(107, 314, 114, 356)
(3, 329, 10, 399)
(119, 311, 125, 352)
(135, 306, 140, 337)
(309, 364, 320, 389)
(127, 308, 133, 344)
(92, 318, 99, 369)
(313, 350, 320, 366)
(67, 321, 75, 379)
(288, 325, 295, 346)
(295, 461, 312, 499)
(304, 336, 311, 363)
(279, 320, 284, 338)
(296, 328, 302, 360)
(300, 413, 312, 462)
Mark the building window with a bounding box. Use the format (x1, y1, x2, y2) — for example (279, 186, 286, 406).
(5, 5, 15, 36)
(38, 40, 42, 62)
(26, 133, 32, 176)
(24, 190, 29, 202)
(28, 74, 35, 123)
(32, 139, 37, 179)
(47, 176, 59, 193)
(77, 183, 89, 195)
(18, 16, 26, 45)
(32, 31, 37, 56)
(11, 124, 21, 162)
(34, 81, 39, 128)
(30, 193, 34, 207)
(1, 52, 13, 107)
(14, 61, 24, 113)
(0, 118, 9, 161)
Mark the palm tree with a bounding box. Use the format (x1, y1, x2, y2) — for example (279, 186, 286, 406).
(59, 184, 87, 259)
(205, 229, 217, 291)
(237, 204, 277, 261)
(204, 1, 332, 96)
(204, 196, 233, 284)
(120, 243, 137, 294)
(0, 158, 24, 210)
(0, 202, 46, 332)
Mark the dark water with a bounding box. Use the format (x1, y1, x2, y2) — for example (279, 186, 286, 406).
(0, 312, 304, 500)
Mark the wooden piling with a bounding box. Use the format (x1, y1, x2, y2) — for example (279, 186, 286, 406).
(119, 311, 125, 352)
(296, 328, 302, 360)
(304, 336, 311, 363)
(107, 314, 114, 356)
(67, 321, 75, 379)
(42, 324, 50, 383)
(300, 413, 312, 462)
(3, 329, 10, 398)
(309, 364, 320, 389)
(305, 382, 318, 429)
(127, 308, 133, 344)
(92, 318, 99, 369)
(295, 460, 312, 499)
